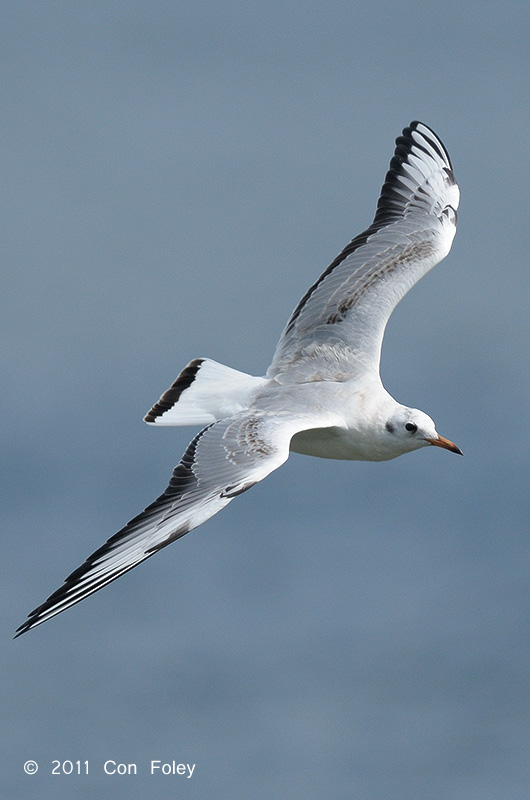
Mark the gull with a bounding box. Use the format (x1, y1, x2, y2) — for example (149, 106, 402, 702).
(16, 121, 462, 637)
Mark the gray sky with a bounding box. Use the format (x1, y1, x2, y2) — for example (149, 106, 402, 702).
(4, 2, 530, 798)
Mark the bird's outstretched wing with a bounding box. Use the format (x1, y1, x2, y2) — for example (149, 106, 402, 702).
(268, 121, 459, 384)
(15, 413, 308, 636)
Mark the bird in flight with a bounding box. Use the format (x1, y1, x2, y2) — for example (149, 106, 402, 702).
(16, 121, 462, 637)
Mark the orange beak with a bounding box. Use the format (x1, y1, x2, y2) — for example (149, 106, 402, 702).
(426, 435, 463, 455)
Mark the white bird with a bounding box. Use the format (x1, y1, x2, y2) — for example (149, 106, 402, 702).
(16, 121, 462, 637)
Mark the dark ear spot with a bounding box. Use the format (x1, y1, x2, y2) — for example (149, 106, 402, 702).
(385, 421, 394, 433)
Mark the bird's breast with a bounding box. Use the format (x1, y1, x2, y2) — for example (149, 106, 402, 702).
(289, 425, 387, 461)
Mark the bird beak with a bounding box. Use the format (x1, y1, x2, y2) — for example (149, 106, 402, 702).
(426, 435, 463, 455)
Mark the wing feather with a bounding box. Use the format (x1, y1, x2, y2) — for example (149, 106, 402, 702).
(268, 121, 459, 384)
(15, 414, 305, 636)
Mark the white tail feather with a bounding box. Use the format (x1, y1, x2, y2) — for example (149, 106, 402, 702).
(144, 358, 266, 426)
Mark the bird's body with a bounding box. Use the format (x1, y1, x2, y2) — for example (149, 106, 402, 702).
(17, 121, 462, 636)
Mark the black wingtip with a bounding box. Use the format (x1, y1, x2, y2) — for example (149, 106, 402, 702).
(399, 120, 453, 169)
(372, 120, 454, 229)
(14, 601, 50, 637)
(14, 621, 32, 639)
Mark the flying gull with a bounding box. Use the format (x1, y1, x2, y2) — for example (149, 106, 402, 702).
(16, 121, 462, 636)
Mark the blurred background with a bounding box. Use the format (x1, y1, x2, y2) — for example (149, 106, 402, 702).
(3, 2, 530, 798)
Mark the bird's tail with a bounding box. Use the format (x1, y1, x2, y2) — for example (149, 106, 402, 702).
(144, 358, 266, 426)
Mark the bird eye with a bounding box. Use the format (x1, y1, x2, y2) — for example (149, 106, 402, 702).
(405, 422, 418, 433)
